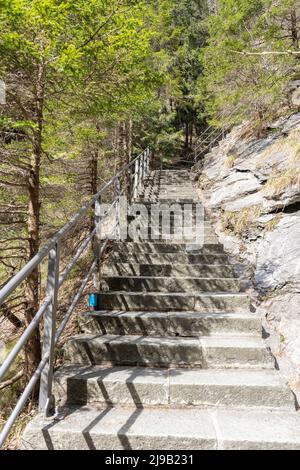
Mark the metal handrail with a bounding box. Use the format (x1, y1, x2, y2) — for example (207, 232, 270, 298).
(194, 105, 242, 162)
(0, 147, 152, 448)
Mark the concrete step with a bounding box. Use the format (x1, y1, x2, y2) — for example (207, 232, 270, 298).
(201, 336, 274, 369)
(141, 194, 198, 201)
(64, 334, 203, 368)
(79, 311, 261, 337)
(53, 365, 294, 410)
(64, 334, 272, 369)
(124, 228, 218, 243)
(112, 242, 225, 254)
(125, 234, 219, 243)
(139, 198, 201, 205)
(109, 253, 229, 265)
(143, 186, 195, 191)
(141, 193, 197, 200)
(102, 263, 237, 278)
(97, 291, 249, 313)
(101, 276, 240, 293)
(126, 222, 215, 235)
(23, 406, 300, 450)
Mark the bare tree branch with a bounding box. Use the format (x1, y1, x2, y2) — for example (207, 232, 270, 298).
(230, 49, 300, 56)
(0, 370, 23, 391)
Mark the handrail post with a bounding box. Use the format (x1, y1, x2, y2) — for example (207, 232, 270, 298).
(140, 153, 144, 184)
(133, 159, 139, 201)
(143, 151, 147, 179)
(138, 154, 142, 191)
(93, 196, 102, 289)
(114, 177, 121, 239)
(147, 148, 150, 175)
(39, 241, 61, 416)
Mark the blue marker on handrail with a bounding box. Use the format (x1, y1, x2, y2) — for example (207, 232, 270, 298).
(88, 293, 99, 311)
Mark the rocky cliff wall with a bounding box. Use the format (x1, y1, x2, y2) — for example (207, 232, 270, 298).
(192, 113, 300, 401)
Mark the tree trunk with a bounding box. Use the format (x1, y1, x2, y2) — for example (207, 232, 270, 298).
(24, 64, 45, 391)
(290, 8, 299, 50)
(90, 144, 98, 233)
(24, 130, 42, 389)
(126, 119, 133, 165)
(185, 122, 189, 151)
(189, 123, 193, 148)
(2, 304, 23, 329)
(125, 120, 133, 198)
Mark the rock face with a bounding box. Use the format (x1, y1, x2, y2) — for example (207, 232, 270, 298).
(193, 113, 300, 396)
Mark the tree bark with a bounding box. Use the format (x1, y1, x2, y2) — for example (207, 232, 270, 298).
(185, 121, 189, 151)
(90, 146, 99, 233)
(24, 64, 45, 390)
(125, 119, 133, 198)
(189, 123, 193, 148)
(2, 304, 23, 328)
(24, 132, 42, 389)
(290, 8, 299, 50)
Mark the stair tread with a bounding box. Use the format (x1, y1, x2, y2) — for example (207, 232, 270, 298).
(23, 406, 300, 450)
(70, 334, 265, 347)
(101, 276, 238, 280)
(103, 263, 237, 267)
(70, 334, 200, 344)
(200, 335, 267, 348)
(55, 364, 287, 387)
(98, 291, 247, 296)
(83, 311, 256, 318)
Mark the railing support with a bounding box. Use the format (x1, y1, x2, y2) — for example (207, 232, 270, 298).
(141, 152, 145, 180)
(147, 149, 150, 175)
(93, 196, 102, 289)
(143, 151, 147, 178)
(138, 154, 142, 187)
(39, 241, 61, 416)
(133, 159, 139, 200)
(114, 177, 121, 239)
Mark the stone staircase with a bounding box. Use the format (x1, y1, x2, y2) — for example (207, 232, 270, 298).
(23, 170, 300, 450)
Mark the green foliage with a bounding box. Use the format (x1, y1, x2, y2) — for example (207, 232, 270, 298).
(199, 0, 300, 130)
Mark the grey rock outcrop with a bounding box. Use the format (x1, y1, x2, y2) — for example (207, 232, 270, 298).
(193, 113, 300, 390)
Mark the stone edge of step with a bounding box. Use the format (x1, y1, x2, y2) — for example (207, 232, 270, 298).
(22, 406, 300, 450)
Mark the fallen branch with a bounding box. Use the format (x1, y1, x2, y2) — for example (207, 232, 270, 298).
(230, 49, 300, 56)
(0, 370, 23, 391)
(1, 304, 23, 328)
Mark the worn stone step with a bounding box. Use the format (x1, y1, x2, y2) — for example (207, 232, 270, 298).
(142, 185, 195, 190)
(109, 253, 228, 265)
(131, 208, 208, 219)
(53, 365, 294, 410)
(101, 276, 240, 293)
(141, 194, 198, 201)
(143, 186, 195, 190)
(141, 193, 197, 199)
(168, 368, 293, 409)
(201, 336, 274, 369)
(126, 220, 214, 233)
(64, 334, 271, 369)
(139, 198, 201, 205)
(102, 263, 237, 278)
(79, 311, 261, 337)
(126, 234, 219, 243)
(23, 405, 300, 450)
(112, 242, 225, 254)
(97, 291, 249, 313)
(125, 235, 219, 243)
(64, 335, 203, 368)
(124, 227, 218, 242)
(22, 406, 216, 450)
